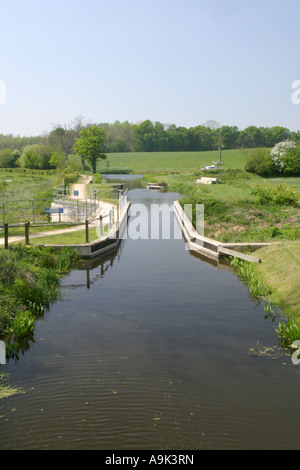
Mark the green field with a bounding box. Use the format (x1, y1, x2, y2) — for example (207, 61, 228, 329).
(0, 170, 57, 201)
(98, 149, 256, 174)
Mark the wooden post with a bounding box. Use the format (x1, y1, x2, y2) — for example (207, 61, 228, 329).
(99, 215, 103, 236)
(2, 202, 5, 226)
(25, 222, 30, 245)
(85, 220, 89, 243)
(32, 200, 35, 224)
(4, 223, 8, 250)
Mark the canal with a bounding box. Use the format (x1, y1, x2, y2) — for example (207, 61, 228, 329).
(0, 175, 299, 450)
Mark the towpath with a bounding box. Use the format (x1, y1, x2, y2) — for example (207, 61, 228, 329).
(0, 175, 116, 245)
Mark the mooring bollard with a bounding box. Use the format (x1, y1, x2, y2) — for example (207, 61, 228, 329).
(4, 223, 8, 250)
(25, 222, 30, 245)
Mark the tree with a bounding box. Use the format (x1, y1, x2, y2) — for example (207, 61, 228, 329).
(134, 120, 166, 152)
(238, 126, 264, 148)
(73, 126, 107, 173)
(281, 146, 300, 176)
(270, 140, 297, 172)
(49, 149, 67, 169)
(19, 144, 53, 169)
(0, 148, 14, 167)
(220, 126, 239, 149)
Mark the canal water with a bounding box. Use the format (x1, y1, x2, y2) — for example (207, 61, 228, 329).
(0, 175, 299, 450)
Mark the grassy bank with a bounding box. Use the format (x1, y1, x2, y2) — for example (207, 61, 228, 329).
(0, 244, 79, 359)
(168, 170, 300, 244)
(0, 243, 80, 398)
(230, 241, 300, 349)
(253, 241, 300, 316)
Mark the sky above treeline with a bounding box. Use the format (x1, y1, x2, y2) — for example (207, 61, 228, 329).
(0, 0, 299, 136)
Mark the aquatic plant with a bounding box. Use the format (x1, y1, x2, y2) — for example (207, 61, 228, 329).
(0, 369, 25, 399)
(8, 310, 35, 340)
(276, 319, 300, 347)
(230, 257, 271, 300)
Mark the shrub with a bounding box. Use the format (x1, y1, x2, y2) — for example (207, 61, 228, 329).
(251, 183, 297, 206)
(270, 140, 297, 172)
(245, 148, 277, 176)
(0, 148, 14, 168)
(281, 146, 300, 176)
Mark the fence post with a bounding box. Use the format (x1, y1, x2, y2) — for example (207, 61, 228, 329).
(32, 199, 35, 224)
(85, 220, 89, 243)
(2, 202, 5, 226)
(4, 223, 8, 250)
(25, 222, 30, 245)
(99, 215, 103, 236)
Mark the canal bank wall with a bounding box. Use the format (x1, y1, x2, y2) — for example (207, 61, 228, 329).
(173, 200, 268, 263)
(32, 201, 131, 259)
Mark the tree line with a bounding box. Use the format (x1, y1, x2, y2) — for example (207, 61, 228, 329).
(0, 116, 300, 171)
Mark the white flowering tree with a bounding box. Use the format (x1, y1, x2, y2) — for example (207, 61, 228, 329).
(270, 140, 296, 171)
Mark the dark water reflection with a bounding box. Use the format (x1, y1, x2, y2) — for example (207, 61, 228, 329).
(0, 175, 300, 450)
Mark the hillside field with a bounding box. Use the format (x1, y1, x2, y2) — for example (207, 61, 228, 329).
(97, 148, 257, 174)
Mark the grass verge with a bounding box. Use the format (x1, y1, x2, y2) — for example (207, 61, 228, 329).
(31, 225, 109, 245)
(252, 241, 300, 316)
(0, 244, 80, 362)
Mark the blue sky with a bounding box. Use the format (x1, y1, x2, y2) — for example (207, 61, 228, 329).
(0, 0, 299, 136)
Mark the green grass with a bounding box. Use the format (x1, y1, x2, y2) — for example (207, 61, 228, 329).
(0, 244, 80, 363)
(97, 148, 256, 174)
(0, 224, 80, 238)
(0, 170, 57, 201)
(31, 225, 109, 245)
(253, 241, 300, 316)
(168, 169, 300, 244)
